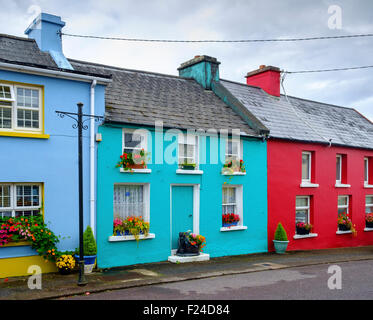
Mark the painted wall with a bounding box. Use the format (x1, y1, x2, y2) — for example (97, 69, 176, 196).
(96, 124, 268, 268)
(267, 139, 373, 251)
(0, 69, 106, 261)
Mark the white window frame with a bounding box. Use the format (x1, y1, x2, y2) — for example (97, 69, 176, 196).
(366, 195, 373, 214)
(113, 183, 150, 223)
(295, 196, 310, 225)
(178, 133, 199, 169)
(0, 183, 42, 218)
(221, 185, 246, 231)
(337, 195, 349, 215)
(336, 155, 342, 184)
(122, 128, 148, 154)
(225, 138, 243, 162)
(302, 151, 312, 182)
(365, 157, 369, 185)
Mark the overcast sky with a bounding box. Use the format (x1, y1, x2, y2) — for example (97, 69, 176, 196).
(1, 0, 372, 120)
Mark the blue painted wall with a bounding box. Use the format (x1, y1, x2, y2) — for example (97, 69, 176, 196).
(96, 124, 268, 268)
(0, 69, 106, 258)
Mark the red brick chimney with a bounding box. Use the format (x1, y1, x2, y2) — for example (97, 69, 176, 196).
(245, 65, 281, 97)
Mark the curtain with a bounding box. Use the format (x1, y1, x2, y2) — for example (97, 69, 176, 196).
(113, 185, 144, 220)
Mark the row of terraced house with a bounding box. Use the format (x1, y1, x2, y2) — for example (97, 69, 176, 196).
(0, 13, 372, 277)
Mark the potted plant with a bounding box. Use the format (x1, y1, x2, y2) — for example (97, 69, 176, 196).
(75, 226, 97, 274)
(56, 254, 76, 275)
(221, 159, 246, 174)
(115, 148, 149, 171)
(296, 222, 312, 235)
(366, 213, 373, 228)
(176, 231, 206, 256)
(122, 216, 150, 242)
(113, 217, 125, 236)
(273, 222, 289, 254)
(337, 212, 357, 236)
(180, 163, 196, 170)
(222, 213, 240, 227)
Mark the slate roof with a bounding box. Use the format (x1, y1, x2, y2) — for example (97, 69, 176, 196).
(220, 79, 373, 150)
(69, 59, 260, 136)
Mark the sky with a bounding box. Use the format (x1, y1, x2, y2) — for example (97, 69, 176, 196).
(0, 0, 372, 121)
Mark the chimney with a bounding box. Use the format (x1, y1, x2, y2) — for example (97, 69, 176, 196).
(178, 55, 220, 90)
(24, 13, 73, 70)
(245, 65, 280, 97)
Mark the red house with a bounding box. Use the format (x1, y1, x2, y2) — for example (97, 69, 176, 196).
(220, 65, 373, 251)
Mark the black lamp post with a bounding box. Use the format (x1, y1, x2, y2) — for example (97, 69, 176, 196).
(56, 102, 103, 286)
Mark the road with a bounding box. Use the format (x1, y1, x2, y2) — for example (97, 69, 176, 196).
(63, 260, 373, 300)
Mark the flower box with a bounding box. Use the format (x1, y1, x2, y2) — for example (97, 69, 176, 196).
(366, 222, 373, 229)
(180, 164, 196, 170)
(296, 227, 310, 235)
(338, 224, 351, 231)
(222, 221, 238, 228)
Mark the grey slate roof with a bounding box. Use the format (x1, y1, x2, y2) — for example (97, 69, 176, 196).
(220, 79, 373, 149)
(69, 59, 259, 136)
(0, 34, 57, 69)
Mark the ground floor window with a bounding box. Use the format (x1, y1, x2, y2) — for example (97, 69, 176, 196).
(222, 185, 243, 227)
(0, 183, 42, 218)
(337, 195, 351, 231)
(366, 195, 373, 228)
(295, 196, 313, 234)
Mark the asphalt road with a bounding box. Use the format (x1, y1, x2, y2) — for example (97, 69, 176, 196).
(64, 260, 373, 300)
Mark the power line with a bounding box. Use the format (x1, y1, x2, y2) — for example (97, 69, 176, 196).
(60, 32, 373, 43)
(284, 65, 373, 74)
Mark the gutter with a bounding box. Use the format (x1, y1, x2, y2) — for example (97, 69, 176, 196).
(90, 80, 97, 235)
(0, 61, 112, 84)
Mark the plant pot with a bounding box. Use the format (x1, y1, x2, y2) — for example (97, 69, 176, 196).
(273, 240, 289, 254)
(75, 255, 96, 274)
(115, 230, 123, 236)
(222, 221, 238, 228)
(181, 165, 195, 170)
(296, 227, 310, 235)
(58, 267, 72, 275)
(338, 224, 351, 231)
(366, 222, 373, 228)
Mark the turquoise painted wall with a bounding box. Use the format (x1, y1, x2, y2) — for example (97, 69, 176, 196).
(96, 124, 268, 268)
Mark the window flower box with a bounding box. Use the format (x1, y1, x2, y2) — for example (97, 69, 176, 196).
(222, 213, 240, 228)
(113, 216, 150, 242)
(295, 222, 312, 235)
(180, 163, 196, 170)
(366, 213, 373, 228)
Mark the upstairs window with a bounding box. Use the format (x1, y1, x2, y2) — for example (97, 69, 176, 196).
(178, 134, 198, 170)
(302, 151, 312, 182)
(336, 155, 342, 183)
(0, 84, 42, 132)
(365, 157, 373, 186)
(336, 154, 348, 185)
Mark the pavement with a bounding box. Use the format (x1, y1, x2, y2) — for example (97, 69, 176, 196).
(1, 246, 373, 300)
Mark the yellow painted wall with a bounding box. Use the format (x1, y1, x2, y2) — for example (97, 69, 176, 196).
(0, 256, 57, 278)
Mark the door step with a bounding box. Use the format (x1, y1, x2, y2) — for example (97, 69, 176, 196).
(168, 253, 210, 264)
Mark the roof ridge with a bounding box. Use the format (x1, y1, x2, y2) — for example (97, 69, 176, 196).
(0, 33, 34, 42)
(68, 58, 190, 81)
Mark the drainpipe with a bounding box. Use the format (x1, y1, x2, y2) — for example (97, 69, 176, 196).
(90, 80, 97, 235)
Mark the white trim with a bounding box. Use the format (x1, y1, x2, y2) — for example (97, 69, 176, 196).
(364, 228, 373, 232)
(90, 80, 96, 235)
(222, 184, 244, 227)
(120, 168, 151, 173)
(176, 169, 203, 175)
(364, 157, 369, 185)
(220, 225, 247, 232)
(293, 233, 318, 239)
(335, 183, 351, 188)
(122, 127, 148, 154)
(108, 233, 155, 242)
(300, 182, 319, 188)
(221, 172, 246, 176)
(336, 230, 352, 235)
(0, 62, 112, 84)
(364, 183, 373, 188)
(296, 195, 310, 225)
(336, 154, 342, 184)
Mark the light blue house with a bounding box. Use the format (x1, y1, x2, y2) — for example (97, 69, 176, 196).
(72, 55, 270, 268)
(0, 13, 110, 277)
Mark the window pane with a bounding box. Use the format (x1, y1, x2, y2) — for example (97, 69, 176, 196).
(113, 185, 144, 220)
(0, 106, 11, 129)
(302, 153, 310, 180)
(338, 196, 348, 206)
(296, 209, 308, 224)
(17, 109, 39, 128)
(124, 133, 143, 149)
(366, 196, 373, 205)
(17, 88, 39, 108)
(296, 197, 309, 208)
(365, 159, 369, 182)
(222, 187, 236, 204)
(0, 185, 11, 208)
(16, 185, 40, 208)
(0, 85, 12, 99)
(336, 156, 341, 181)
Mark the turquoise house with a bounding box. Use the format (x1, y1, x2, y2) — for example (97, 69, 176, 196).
(73, 56, 270, 268)
(0, 13, 110, 277)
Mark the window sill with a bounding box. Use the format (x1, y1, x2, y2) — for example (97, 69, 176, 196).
(364, 228, 373, 232)
(364, 184, 373, 189)
(220, 226, 247, 232)
(221, 172, 246, 176)
(0, 132, 50, 139)
(176, 169, 203, 175)
(119, 168, 151, 173)
(108, 233, 155, 242)
(335, 183, 351, 188)
(300, 182, 319, 188)
(293, 233, 318, 239)
(336, 230, 352, 235)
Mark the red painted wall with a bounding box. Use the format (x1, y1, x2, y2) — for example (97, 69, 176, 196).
(267, 138, 373, 251)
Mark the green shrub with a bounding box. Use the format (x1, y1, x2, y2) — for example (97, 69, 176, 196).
(274, 223, 288, 241)
(83, 226, 97, 256)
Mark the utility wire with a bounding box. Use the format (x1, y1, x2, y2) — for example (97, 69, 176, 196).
(284, 65, 373, 74)
(60, 32, 373, 43)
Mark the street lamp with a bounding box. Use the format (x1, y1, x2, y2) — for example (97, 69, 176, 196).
(56, 102, 103, 286)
